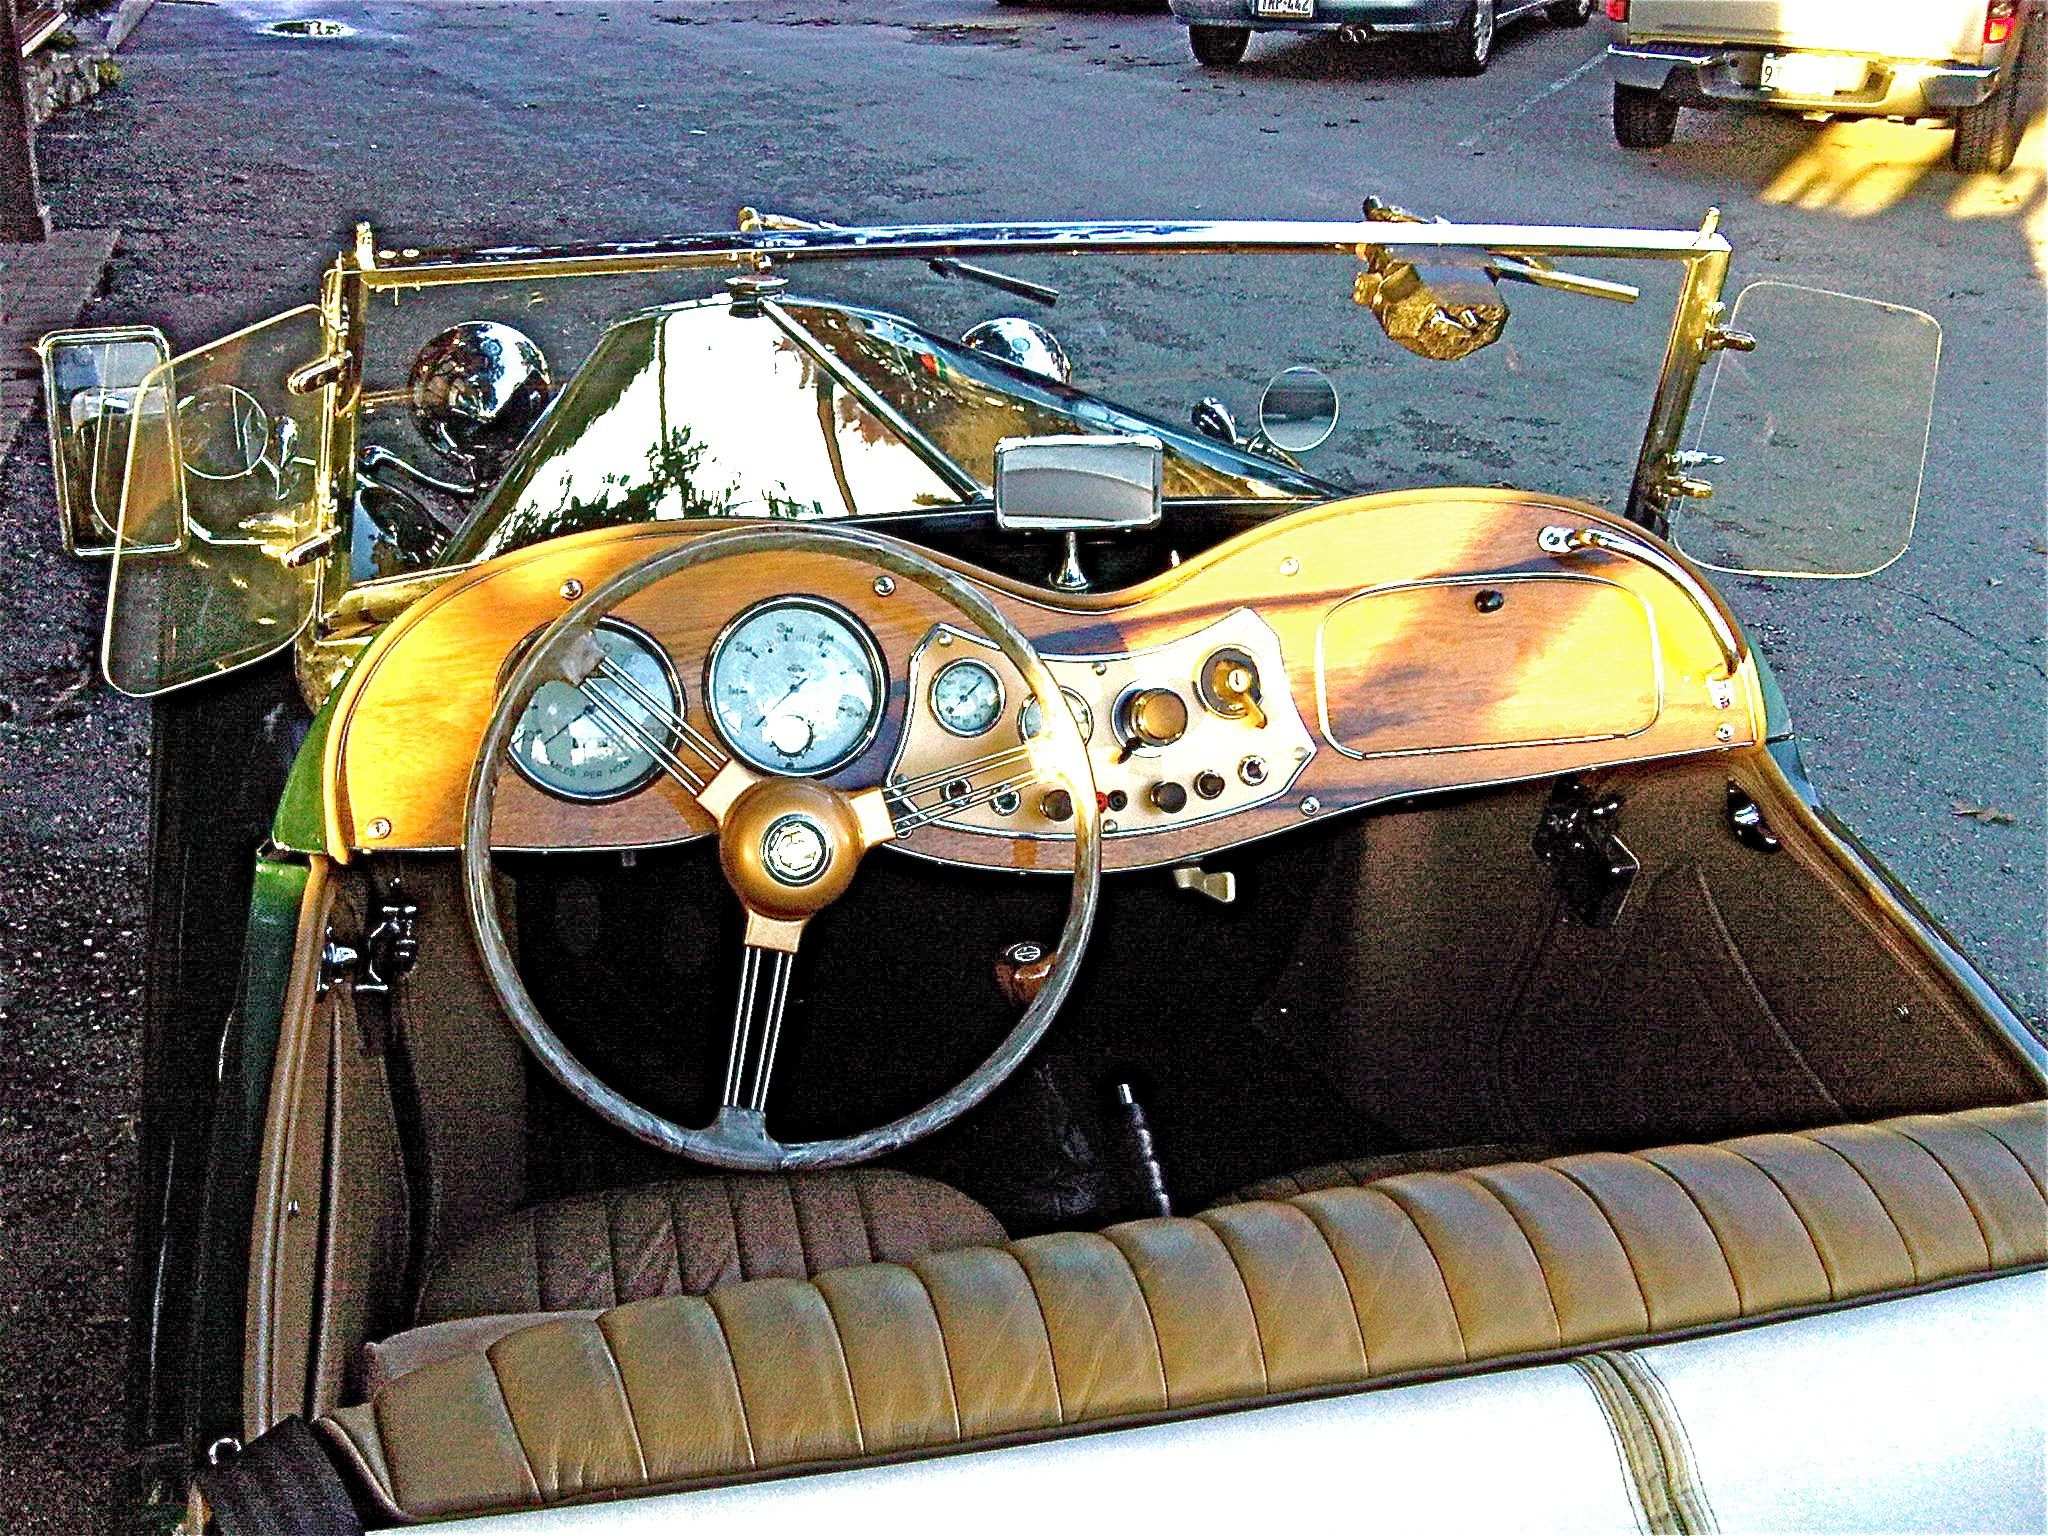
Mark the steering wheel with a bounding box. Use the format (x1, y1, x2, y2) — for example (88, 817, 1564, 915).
(462, 525, 1101, 1170)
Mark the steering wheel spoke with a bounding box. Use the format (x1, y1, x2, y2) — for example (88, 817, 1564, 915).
(721, 939, 800, 1116)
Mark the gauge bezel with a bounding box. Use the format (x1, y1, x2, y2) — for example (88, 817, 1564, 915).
(704, 594, 889, 778)
(504, 616, 683, 805)
(929, 656, 1006, 739)
(1019, 686, 1095, 745)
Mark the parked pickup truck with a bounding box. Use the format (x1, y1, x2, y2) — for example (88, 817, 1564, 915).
(1605, 0, 2038, 172)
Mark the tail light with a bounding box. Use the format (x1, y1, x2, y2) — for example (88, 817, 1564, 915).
(1986, 0, 2017, 45)
(1606, 0, 1628, 18)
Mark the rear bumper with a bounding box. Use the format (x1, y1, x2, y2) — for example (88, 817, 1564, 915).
(1606, 43, 2000, 116)
(1170, 0, 1453, 34)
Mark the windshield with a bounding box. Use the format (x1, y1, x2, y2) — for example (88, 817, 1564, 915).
(349, 241, 1683, 576)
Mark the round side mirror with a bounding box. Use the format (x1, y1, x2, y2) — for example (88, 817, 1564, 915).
(1258, 366, 1339, 453)
(962, 317, 1073, 386)
(409, 321, 554, 477)
(178, 385, 273, 482)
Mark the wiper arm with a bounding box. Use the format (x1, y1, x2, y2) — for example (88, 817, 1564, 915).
(925, 256, 1059, 307)
(742, 208, 1059, 306)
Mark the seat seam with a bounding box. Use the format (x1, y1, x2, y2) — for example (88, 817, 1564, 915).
(1548, 1163, 1659, 1327)
(1953, 1111, 2048, 1198)
(1100, 1238, 1172, 1407)
(1461, 1175, 1563, 1347)
(850, 1169, 881, 1265)
(1717, 1146, 1836, 1299)
(1638, 1150, 1776, 1316)
(1186, 1216, 1273, 1394)
(1311, 1189, 1465, 1366)
(1230, 1204, 1370, 1372)
(661, 1183, 687, 1298)
(1801, 1131, 1922, 1283)
(478, 1343, 548, 1504)
(783, 1177, 813, 1278)
(602, 1191, 627, 1312)
(1631, 1157, 1742, 1314)
(1567, 1354, 1662, 1535)
(1631, 1351, 1721, 1533)
(900, 1264, 964, 1439)
(717, 1175, 746, 1280)
(590, 1315, 651, 1488)
(1883, 1122, 2003, 1262)
(1001, 1246, 1069, 1425)
(698, 1296, 760, 1470)
(808, 1281, 869, 1458)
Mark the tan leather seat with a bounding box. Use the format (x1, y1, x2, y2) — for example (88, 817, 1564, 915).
(362, 1169, 1004, 1396)
(322, 1101, 2047, 1524)
(1224, 1141, 1552, 1203)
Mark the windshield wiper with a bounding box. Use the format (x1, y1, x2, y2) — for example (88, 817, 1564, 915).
(742, 208, 1060, 307)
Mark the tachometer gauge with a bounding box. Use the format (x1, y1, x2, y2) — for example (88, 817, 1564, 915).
(1018, 687, 1095, 744)
(707, 597, 885, 776)
(507, 620, 679, 802)
(930, 657, 1005, 737)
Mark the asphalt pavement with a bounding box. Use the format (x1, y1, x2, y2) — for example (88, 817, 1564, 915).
(2, 1, 2042, 1526)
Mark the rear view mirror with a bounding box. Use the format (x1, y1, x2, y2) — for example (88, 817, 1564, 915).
(993, 434, 1164, 533)
(1678, 282, 1939, 579)
(1258, 366, 1339, 453)
(37, 326, 170, 556)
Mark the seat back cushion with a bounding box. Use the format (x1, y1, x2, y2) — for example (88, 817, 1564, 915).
(416, 1168, 1006, 1323)
(322, 1103, 2046, 1523)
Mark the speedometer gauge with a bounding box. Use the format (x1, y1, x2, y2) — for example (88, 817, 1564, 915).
(507, 620, 679, 802)
(930, 658, 1004, 737)
(707, 597, 885, 776)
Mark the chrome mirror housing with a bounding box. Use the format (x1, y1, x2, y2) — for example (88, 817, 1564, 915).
(962, 317, 1073, 385)
(37, 325, 172, 556)
(1257, 366, 1339, 453)
(408, 321, 554, 477)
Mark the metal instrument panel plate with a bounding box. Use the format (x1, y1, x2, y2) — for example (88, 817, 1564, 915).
(887, 608, 1315, 842)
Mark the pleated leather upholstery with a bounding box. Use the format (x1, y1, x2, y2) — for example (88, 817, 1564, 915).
(1226, 1141, 1553, 1202)
(321, 1103, 2047, 1522)
(416, 1168, 1006, 1323)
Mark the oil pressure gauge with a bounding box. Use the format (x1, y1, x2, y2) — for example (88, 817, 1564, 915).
(930, 657, 1005, 737)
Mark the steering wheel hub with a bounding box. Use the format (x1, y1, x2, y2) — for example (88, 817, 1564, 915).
(719, 778, 868, 920)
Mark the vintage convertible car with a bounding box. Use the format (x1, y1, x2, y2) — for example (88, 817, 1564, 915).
(38, 211, 2046, 1533)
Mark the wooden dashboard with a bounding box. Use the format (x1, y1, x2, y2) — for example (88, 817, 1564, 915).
(321, 488, 1763, 873)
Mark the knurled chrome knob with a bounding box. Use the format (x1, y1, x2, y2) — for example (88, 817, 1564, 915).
(1119, 687, 1189, 749)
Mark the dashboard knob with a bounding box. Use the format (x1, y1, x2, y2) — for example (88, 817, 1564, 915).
(1039, 788, 1074, 823)
(1150, 781, 1189, 814)
(1193, 770, 1228, 801)
(1120, 687, 1189, 749)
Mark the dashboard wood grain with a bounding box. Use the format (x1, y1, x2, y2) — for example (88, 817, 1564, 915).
(323, 488, 1764, 872)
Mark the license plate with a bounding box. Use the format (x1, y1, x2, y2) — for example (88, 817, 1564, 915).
(1759, 52, 1867, 96)
(1254, 0, 1314, 17)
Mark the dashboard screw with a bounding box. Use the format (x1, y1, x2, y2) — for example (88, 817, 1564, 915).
(1279, 557, 1300, 577)
(367, 818, 392, 839)
(1715, 724, 1734, 742)
(559, 578, 583, 600)
(1300, 796, 1321, 815)
(873, 576, 895, 596)
(1474, 588, 1505, 613)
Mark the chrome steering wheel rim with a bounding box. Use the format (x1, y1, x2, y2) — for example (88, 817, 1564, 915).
(462, 524, 1101, 1170)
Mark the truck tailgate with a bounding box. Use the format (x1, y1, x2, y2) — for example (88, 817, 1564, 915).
(1625, 1, 1983, 63)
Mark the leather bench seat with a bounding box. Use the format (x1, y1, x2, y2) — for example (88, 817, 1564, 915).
(319, 1102, 2046, 1524)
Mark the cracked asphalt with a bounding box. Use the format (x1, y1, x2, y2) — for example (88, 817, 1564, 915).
(1, 0, 2041, 1526)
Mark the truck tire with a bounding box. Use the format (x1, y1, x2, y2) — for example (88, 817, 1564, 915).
(1432, 0, 1496, 74)
(1613, 82, 1679, 148)
(1951, 55, 2020, 173)
(1546, 0, 1594, 24)
(1189, 25, 1250, 66)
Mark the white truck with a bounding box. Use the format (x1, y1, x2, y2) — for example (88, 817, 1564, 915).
(1605, 0, 2038, 171)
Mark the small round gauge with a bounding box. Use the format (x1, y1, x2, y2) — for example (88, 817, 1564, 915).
(507, 620, 679, 802)
(707, 597, 885, 776)
(1018, 687, 1095, 744)
(930, 658, 1005, 737)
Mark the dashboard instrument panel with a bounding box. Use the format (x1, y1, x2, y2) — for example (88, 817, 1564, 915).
(320, 488, 1763, 873)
